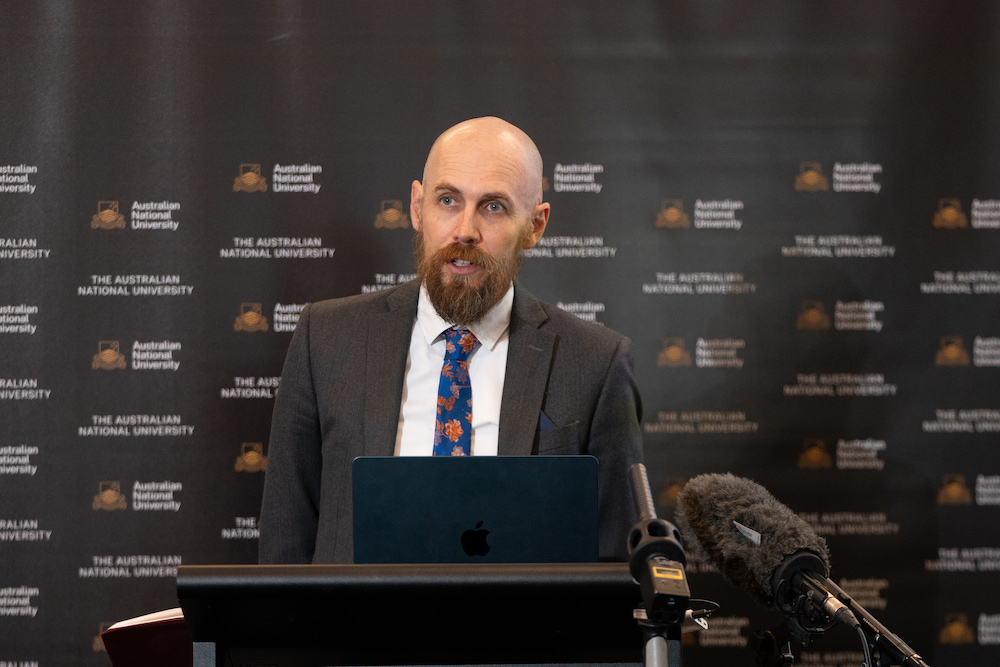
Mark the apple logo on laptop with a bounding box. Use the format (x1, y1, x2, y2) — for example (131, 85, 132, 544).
(461, 521, 491, 557)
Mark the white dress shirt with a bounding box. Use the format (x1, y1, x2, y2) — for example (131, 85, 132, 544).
(394, 284, 514, 456)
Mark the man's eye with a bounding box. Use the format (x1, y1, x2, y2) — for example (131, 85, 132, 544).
(486, 202, 503, 212)
(440, 196, 454, 206)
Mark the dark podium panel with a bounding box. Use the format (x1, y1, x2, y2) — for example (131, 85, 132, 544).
(176, 563, 645, 667)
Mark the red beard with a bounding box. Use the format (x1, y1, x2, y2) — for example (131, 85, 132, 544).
(415, 232, 525, 326)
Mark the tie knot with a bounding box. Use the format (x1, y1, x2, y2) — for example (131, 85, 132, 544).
(443, 327, 479, 360)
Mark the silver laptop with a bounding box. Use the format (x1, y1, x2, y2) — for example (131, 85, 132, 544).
(352, 456, 599, 564)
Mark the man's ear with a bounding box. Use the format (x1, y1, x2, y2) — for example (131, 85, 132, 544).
(410, 180, 424, 231)
(522, 202, 550, 249)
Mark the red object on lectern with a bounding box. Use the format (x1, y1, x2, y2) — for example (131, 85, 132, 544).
(100, 607, 193, 667)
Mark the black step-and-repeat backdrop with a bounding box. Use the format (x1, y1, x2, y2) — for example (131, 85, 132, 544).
(2, 2, 999, 665)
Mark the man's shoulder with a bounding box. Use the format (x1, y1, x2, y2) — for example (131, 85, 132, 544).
(305, 280, 419, 320)
(539, 301, 626, 345)
(515, 285, 628, 351)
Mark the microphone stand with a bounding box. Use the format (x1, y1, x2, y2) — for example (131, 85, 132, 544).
(769, 568, 928, 667)
(749, 624, 796, 667)
(822, 578, 929, 667)
(628, 464, 691, 667)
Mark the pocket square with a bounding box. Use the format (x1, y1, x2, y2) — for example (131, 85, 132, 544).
(539, 411, 557, 431)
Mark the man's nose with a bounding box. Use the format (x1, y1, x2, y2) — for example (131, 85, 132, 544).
(453, 207, 481, 244)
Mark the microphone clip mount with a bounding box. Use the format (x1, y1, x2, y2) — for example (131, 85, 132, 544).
(771, 551, 835, 645)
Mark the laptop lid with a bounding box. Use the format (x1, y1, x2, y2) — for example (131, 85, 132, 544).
(352, 456, 599, 564)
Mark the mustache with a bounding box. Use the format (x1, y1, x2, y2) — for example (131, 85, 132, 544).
(431, 243, 499, 272)
(414, 230, 525, 326)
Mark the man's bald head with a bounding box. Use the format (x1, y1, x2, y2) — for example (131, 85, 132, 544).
(409, 116, 550, 325)
(422, 116, 545, 208)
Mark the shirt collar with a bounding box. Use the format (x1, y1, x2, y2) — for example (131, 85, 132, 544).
(417, 283, 514, 352)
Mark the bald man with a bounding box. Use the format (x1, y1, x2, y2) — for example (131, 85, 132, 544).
(259, 117, 643, 563)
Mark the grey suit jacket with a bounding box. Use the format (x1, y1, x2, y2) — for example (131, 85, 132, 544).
(258, 279, 643, 563)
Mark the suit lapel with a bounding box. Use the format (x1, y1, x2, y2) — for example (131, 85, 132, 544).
(498, 284, 554, 456)
(363, 281, 420, 456)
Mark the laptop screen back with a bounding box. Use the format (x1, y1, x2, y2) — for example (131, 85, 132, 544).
(352, 456, 599, 564)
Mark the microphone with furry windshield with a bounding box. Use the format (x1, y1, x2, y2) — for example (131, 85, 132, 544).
(674, 473, 929, 667)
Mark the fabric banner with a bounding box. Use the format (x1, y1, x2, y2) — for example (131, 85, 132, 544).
(1, 2, 998, 665)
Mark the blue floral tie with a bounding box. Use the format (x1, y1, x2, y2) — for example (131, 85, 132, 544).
(433, 328, 480, 456)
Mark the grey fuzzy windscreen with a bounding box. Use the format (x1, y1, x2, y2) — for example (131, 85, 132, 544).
(675, 473, 831, 606)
